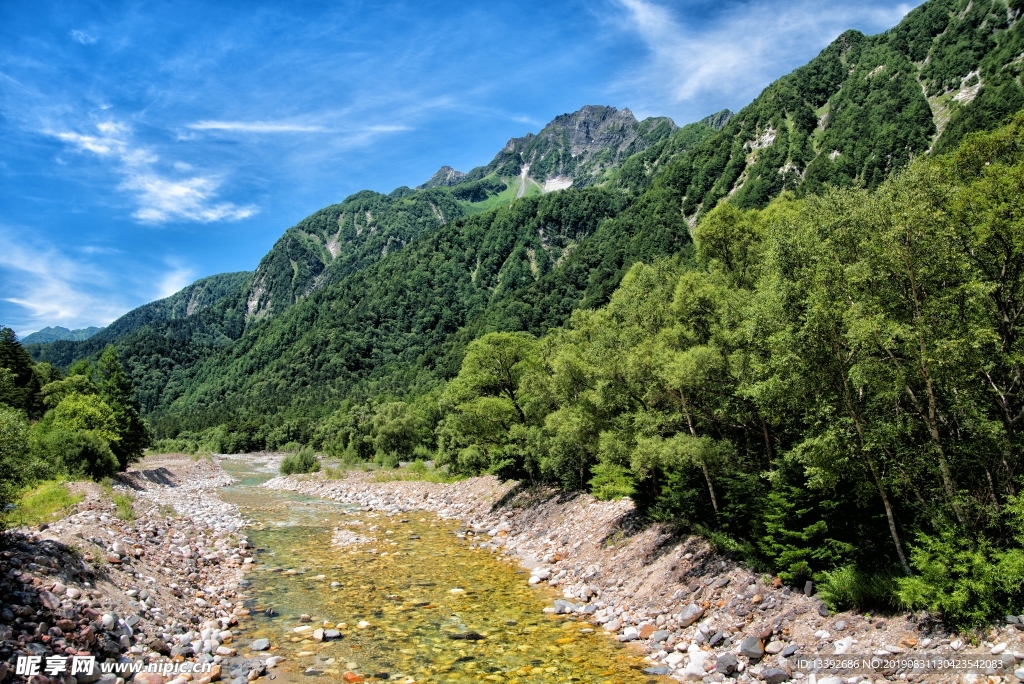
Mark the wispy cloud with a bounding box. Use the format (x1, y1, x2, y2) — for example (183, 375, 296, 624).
(188, 120, 329, 133)
(613, 0, 912, 118)
(50, 121, 257, 223)
(156, 263, 195, 299)
(69, 29, 97, 45)
(0, 230, 126, 331)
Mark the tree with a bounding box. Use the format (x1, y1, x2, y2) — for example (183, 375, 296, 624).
(0, 406, 30, 529)
(97, 346, 150, 469)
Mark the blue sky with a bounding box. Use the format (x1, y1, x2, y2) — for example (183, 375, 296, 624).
(0, 0, 915, 336)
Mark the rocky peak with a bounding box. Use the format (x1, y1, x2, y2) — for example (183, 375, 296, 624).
(420, 165, 467, 189)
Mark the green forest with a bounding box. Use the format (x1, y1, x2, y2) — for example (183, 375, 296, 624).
(6, 0, 1024, 627)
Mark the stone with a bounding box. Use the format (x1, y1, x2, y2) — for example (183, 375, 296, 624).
(250, 638, 270, 651)
(992, 642, 1008, 655)
(816, 602, 830, 617)
(781, 644, 798, 657)
(299, 613, 311, 622)
(650, 629, 670, 642)
(619, 626, 638, 642)
(51, 582, 67, 595)
(715, 652, 739, 675)
(739, 636, 764, 659)
(38, 590, 61, 610)
(803, 580, 813, 595)
(324, 629, 341, 639)
(603, 619, 621, 632)
(266, 656, 285, 668)
(554, 599, 575, 614)
(133, 674, 165, 684)
(66, 587, 82, 599)
(761, 667, 791, 684)
(665, 652, 685, 667)
(833, 619, 846, 631)
(765, 640, 785, 654)
(678, 603, 704, 627)
(313, 628, 325, 641)
(638, 624, 656, 639)
(101, 613, 117, 629)
(643, 665, 670, 675)
(833, 636, 853, 655)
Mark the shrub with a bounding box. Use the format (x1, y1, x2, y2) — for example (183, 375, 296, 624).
(280, 447, 320, 475)
(818, 565, 899, 613)
(589, 463, 635, 500)
(33, 429, 119, 481)
(0, 407, 30, 528)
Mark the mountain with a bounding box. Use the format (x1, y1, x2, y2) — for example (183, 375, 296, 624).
(662, 0, 1024, 218)
(21, 326, 103, 344)
(26, 0, 1024, 445)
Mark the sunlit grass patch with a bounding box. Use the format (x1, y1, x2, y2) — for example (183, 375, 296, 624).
(9, 480, 84, 527)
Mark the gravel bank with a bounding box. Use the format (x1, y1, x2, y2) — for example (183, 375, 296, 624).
(0, 456, 274, 684)
(265, 467, 1024, 684)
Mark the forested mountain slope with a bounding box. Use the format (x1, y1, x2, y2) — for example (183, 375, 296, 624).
(26, 0, 1024, 450)
(665, 0, 1024, 218)
(21, 326, 103, 344)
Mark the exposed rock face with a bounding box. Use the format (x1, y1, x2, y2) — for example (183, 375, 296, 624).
(497, 105, 678, 186)
(419, 165, 467, 188)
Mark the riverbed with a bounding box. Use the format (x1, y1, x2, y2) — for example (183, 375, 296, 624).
(218, 456, 665, 683)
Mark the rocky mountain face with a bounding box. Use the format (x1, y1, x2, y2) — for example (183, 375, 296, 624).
(419, 165, 467, 188)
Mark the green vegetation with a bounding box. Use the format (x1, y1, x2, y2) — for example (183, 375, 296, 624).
(280, 447, 320, 475)
(440, 114, 1024, 627)
(9, 481, 84, 528)
(112, 491, 136, 521)
(0, 330, 150, 529)
(13, 0, 1024, 626)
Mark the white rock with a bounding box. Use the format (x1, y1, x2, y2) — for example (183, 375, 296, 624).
(992, 642, 1008, 655)
(833, 636, 853, 655)
(814, 630, 831, 640)
(665, 652, 685, 667)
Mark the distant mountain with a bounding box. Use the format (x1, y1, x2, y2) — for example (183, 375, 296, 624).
(21, 326, 103, 344)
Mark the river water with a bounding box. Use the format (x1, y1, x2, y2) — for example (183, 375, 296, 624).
(215, 457, 667, 683)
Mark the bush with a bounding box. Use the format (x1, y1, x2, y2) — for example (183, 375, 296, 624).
(280, 447, 320, 475)
(818, 565, 899, 613)
(896, 528, 1024, 629)
(589, 463, 635, 500)
(34, 429, 119, 481)
(0, 407, 30, 527)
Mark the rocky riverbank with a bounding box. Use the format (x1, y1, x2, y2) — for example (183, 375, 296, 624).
(0, 456, 274, 684)
(264, 465, 1024, 684)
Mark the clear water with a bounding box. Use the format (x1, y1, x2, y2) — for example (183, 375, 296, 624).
(217, 458, 666, 683)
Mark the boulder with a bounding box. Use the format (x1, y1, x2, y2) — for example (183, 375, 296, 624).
(677, 603, 704, 627)
(739, 636, 764, 659)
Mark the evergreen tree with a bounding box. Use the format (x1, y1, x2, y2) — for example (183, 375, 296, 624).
(96, 346, 150, 469)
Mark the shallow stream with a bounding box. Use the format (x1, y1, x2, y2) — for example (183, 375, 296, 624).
(216, 457, 666, 683)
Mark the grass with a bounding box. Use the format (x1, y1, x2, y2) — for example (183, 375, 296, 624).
(9, 480, 84, 528)
(369, 460, 463, 484)
(112, 492, 136, 521)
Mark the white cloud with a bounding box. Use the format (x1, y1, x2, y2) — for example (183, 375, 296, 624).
(188, 120, 328, 133)
(156, 265, 195, 299)
(69, 29, 97, 45)
(49, 121, 257, 224)
(0, 231, 126, 331)
(614, 0, 913, 118)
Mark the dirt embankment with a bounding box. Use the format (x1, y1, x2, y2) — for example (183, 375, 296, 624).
(267, 468, 1024, 684)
